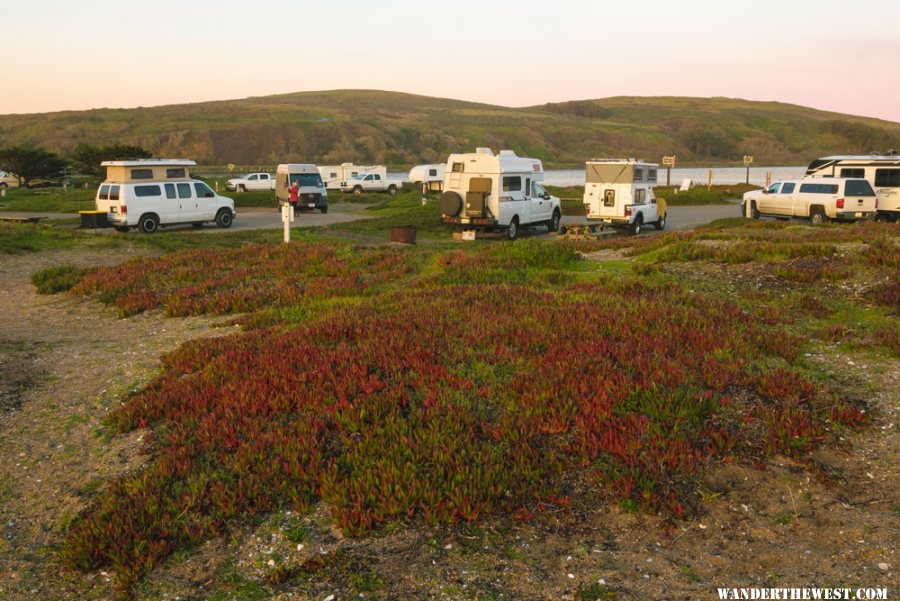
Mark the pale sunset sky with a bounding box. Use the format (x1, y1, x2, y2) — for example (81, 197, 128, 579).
(4, 0, 899, 122)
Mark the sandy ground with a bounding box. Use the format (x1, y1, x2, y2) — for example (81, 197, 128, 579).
(0, 247, 896, 601)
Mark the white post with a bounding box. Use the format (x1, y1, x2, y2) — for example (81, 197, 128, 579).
(282, 204, 294, 243)
(1, 187, 5, 198)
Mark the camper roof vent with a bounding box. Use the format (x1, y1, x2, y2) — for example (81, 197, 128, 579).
(475, 147, 494, 156)
(498, 150, 518, 157)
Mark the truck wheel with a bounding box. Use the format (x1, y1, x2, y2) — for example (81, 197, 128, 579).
(215, 209, 233, 228)
(750, 201, 760, 219)
(548, 209, 561, 232)
(655, 214, 666, 230)
(874, 212, 893, 223)
(238, 184, 246, 192)
(630, 214, 643, 236)
(506, 216, 519, 240)
(387, 185, 397, 195)
(810, 207, 828, 224)
(139, 213, 159, 234)
(353, 186, 363, 195)
(320, 206, 328, 214)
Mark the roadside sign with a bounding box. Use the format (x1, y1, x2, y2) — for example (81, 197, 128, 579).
(662, 155, 676, 167)
(743, 155, 754, 166)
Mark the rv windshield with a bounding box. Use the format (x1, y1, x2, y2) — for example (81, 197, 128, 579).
(586, 163, 634, 184)
(290, 173, 324, 188)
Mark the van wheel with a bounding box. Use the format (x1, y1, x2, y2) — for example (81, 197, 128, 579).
(215, 209, 233, 228)
(353, 186, 363, 195)
(548, 209, 561, 232)
(139, 214, 159, 234)
(810, 207, 828, 224)
(630, 214, 643, 236)
(506, 216, 519, 240)
(320, 206, 328, 214)
(655, 214, 666, 230)
(750, 201, 760, 219)
(387, 185, 397, 195)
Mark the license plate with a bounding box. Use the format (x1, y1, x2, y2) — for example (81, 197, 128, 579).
(308, 203, 316, 208)
(855, 212, 862, 217)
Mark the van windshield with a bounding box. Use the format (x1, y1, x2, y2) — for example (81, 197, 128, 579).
(586, 163, 634, 184)
(290, 174, 324, 188)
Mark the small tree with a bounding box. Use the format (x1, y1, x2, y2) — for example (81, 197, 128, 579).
(70, 144, 152, 177)
(0, 146, 68, 187)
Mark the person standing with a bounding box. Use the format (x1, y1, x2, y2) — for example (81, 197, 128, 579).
(288, 179, 300, 206)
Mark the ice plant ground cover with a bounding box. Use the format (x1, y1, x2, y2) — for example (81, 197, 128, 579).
(55, 224, 898, 594)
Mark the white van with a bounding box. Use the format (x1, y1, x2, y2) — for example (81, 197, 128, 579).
(582, 159, 665, 235)
(96, 160, 236, 233)
(439, 148, 561, 240)
(275, 164, 328, 213)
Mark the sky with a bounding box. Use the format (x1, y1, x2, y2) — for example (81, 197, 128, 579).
(4, 0, 899, 122)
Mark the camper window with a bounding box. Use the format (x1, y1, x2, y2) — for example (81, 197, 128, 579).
(840, 168, 864, 178)
(165, 183, 176, 199)
(502, 176, 522, 192)
(166, 168, 186, 178)
(451, 162, 464, 173)
(634, 189, 646, 204)
(177, 183, 192, 199)
(428, 168, 438, 177)
(329, 172, 338, 179)
(845, 180, 875, 196)
(875, 169, 900, 187)
(799, 183, 839, 194)
(131, 169, 153, 180)
(135, 185, 162, 198)
(633, 168, 644, 182)
(648, 169, 658, 183)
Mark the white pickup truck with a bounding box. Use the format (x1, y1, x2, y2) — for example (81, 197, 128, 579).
(226, 172, 276, 192)
(340, 173, 400, 195)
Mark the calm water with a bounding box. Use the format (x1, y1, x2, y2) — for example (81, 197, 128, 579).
(543, 166, 808, 187)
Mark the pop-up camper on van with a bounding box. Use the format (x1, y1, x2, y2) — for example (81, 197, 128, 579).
(439, 148, 561, 240)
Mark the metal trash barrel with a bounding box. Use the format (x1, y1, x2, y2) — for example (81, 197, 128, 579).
(390, 225, 417, 245)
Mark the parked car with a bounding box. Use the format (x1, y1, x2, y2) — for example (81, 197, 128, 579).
(0, 170, 19, 190)
(742, 177, 877, 223)
(340, 172, 400, 195)
(439, 148, 561, 240)
(226, 172, 276, 192)
(97, 159, 235, 233)
(582, 159, 666, 235)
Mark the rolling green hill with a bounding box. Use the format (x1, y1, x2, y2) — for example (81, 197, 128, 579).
(1, 90, 899, 167)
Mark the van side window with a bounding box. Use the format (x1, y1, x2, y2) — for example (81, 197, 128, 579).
(781, 183, 796, 194)
(840, 168, 864, 178)
(845, 180, 875, 196)
(134, 185, 162, 197)
(166, 168, 186, 178)
(165, 183, 176, 199)
(109, 185, 120, 201)
(502, 176, 522, 192)
(177, 183, 192, 199)
(98, 184, 110, 200)
(194, 183, 214, 198)
(525, 177, 531, 196)
(875, 169, 900, 187)
(130, 169, 153, 180)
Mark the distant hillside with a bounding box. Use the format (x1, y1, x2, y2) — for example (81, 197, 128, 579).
(2, 90, 899, 167)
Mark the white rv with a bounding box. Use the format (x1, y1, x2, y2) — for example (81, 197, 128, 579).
(275, 164, 328, 213)
(582, 159, 666, 235)
(439, 148, 561, 240)
(409, 163, 445, 191)
(317, 163, 386, 190)
(805, 154, 900, 222)
(96, 159, 235, 233)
